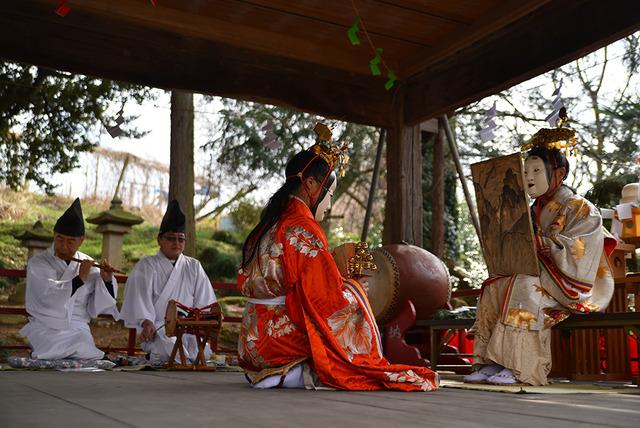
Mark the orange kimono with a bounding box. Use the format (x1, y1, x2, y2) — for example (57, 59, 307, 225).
(238, 197, 438, 391)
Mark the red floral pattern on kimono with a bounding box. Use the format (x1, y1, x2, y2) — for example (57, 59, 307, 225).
(238, 197, 438, 391)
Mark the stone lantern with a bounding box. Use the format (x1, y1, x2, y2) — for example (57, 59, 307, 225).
(14, 220, 54, 261)
(86, 197, 143, 269)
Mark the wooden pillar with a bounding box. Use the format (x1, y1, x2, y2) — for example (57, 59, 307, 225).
(431, 123, 445, 258)
(383, 91, 423, 246)
(169, 90, 196, 257)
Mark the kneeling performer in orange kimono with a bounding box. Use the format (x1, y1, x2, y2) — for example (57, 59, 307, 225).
(237, 126, 438, 391)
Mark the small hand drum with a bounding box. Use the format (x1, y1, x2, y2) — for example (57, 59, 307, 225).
(163, 299, 223, 370)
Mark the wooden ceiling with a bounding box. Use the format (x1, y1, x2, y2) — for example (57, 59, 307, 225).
(1, 0, 639, 127)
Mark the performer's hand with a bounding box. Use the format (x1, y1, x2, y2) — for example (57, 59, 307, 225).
(99, 258, 115, 282)
(78, 259, 93, 282)
(358, 277, 370, 294)
(141, 319, 156, 342)
(332, 243, 356, 277)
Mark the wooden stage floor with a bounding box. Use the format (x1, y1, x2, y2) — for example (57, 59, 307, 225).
(1, 371, 638, 427)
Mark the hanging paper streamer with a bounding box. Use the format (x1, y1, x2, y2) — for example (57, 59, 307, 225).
(385, 70, 397, 90)
(56, 0, 70, 17)
(262, 121, 280, 150)
(545, 79, 564, 127)
(107, 115, 125, 139)
(369, 48, 383, 76)
(479, 101, 498, 142)
(347, 18, 361, 45)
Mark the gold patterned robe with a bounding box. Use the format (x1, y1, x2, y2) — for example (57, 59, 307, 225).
(472, 186, 614, 385)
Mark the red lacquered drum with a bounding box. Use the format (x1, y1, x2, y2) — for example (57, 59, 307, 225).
(367, 244, 450, 324)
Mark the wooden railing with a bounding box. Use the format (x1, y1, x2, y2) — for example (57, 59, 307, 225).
(0, 268, 242, 356)
(421, 280, 639, 381)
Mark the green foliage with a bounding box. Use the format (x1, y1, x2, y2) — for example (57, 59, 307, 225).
(0, 191, 241, 284)
(421, 133, 459, 262)
(0, 61, 152, 193)
(211, 229, 241, 247)
(198, 245, 240, 283)
(228, 200, 262, 238)
(201, 98, 384, 237)
(584, 174, 638, 207)
(453, 202, 488, 290)
(217, 295, 246, 315)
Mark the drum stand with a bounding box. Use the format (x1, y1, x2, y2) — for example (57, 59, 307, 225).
(165, 300, 223, 371)
(383, 300, 472, 373)
(383, 300, 430, 367)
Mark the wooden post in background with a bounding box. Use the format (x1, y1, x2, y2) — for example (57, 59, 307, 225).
(384, 90, 423, 246)
(431, 122, 445, 258)
(169, 90, 196, 257)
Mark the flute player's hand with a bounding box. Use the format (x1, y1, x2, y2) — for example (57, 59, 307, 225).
(99, 258, 115, 282)
(78, 259, 93, 282)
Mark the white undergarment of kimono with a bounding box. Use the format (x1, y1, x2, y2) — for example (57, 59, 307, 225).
(120, 251, 217, 363)
(472, 186, 614, 385)
(20, 247, 119, 360)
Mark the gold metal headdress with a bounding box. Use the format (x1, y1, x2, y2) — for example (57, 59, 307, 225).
(311, 123, 350, 177)
(521, 108, 578, 155)
(347, 242, 378, 278)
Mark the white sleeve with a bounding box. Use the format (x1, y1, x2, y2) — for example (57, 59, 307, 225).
(120, 261, 156, 330)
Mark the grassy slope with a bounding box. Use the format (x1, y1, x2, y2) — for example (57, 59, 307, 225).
(0, 190, 239, 276)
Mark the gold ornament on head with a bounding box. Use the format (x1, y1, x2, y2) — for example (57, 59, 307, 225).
(311, 123, 350, 177)
(347, 242, 378, 278)
(521, 107, 578, 156)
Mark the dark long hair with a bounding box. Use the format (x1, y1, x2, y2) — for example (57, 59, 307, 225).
(240, 150, 336, 270)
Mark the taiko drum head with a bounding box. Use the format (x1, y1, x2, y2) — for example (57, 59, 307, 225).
(367, 244, 450, 324)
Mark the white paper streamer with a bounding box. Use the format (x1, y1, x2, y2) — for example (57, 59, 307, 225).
(600, 208, 614, 219)
(262, 121, 280, 150)
(616, 203, 634, 220)
(479, 101, 498, 142)
(546, 80, 565, 127)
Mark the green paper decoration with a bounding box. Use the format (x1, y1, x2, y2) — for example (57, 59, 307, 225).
(347, 18, 361, 45)
(385, 71, 397, 90)
(347, 13, 398, 90)
(370, 48, 383, 76)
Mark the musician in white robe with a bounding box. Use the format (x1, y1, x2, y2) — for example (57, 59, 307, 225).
(120, 199, 217, 363)
(465, 128, 615, 385)
(20, 198, 118, 360)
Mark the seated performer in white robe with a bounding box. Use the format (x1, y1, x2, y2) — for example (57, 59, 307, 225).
(20, 198, 119, 360)
(464, 128, 615, 385)
(120, 199, 217, 363)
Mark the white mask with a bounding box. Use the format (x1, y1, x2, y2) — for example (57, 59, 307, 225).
(524, 156, 549, 198)
(314, 180, 336, 222)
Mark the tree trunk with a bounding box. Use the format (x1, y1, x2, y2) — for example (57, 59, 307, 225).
(169, 91, 196, 256)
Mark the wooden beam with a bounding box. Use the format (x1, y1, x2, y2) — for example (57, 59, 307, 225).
(0, 0, 394, 128)
(74, 0, 418, 76)
(402, 0, 551, 77)
(383, 89, 423, 246)
(404, 0, 640, 125)
(420, 119, 438, 133)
